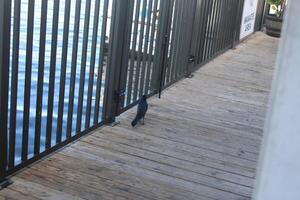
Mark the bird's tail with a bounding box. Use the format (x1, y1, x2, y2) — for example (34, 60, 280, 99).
(131, 117, 139, 127)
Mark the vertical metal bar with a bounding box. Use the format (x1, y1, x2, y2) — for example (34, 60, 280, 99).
(219, 0, 226, 49)
(178, 0, 190, 76)
(194, 0, 204, 63)
(210, 0, 219, 55)
(185, 0, 197, 75)
(211, 0, 220, 56)
(76, 0, 91, 133)
(202, 0, 214, 61)
(165, 0, 175, 84)
(224, 0, 233, 47)
(197, 0, 209, 63)
(159, 0, 174, 89)
(85, 0, 101, 128)
(116, 0, 135, 113)
(222, 0, 230, 48)
(173, 0, 185, 79)
(255, 0, 264, 31)
(34, 0, 48, 155)
(126, 0, 141, 105)
(164, 1, 173, 84)
(144, 0, 158, 94)
(148, 0, 165, 94)
(178, 0, 188, 76)
(132, 0, 147, 101)
(212, 0, 222, 55)
(94, 0, 109, 124)
(240, 0, 246, 36)
(231, 0, 238, 44)
(223, 0, 229, 48)
(139, 0, 153, 96)
(181, 0, 194, 76)
(102, 0, 118, 122)
(22, 0, 35, 162)
(232, 0, 244, 47)
(216, 0, 225, 52)
(102, 0, 130, 122)
(201, 0, 210, 61)
(169, 0, 180, 82)
(222, 0, 229, 48)
(228, 0, 235, 45)
(150, 0, 168, 92)
(45, 0, 60, 149)
(232, 0, 239, 46)
(0, 0, 11, 181)
(8, 0, 21, 169)
(230, 0, 238, 46)
(205, 0, 216, 60)
(195, 0, 205, 64)
(260, 0, 267, 30)
(189, 0, 203, 65)
(174, 0, 184, 77)
(157, 0, 173, 97)
(57, 0, 71, 142)
(66, 0, 81, 139)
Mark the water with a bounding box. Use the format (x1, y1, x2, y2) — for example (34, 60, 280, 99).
(8, 0, 112, 164)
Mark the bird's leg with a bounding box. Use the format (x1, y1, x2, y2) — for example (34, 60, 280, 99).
(142, 117, 145, 125)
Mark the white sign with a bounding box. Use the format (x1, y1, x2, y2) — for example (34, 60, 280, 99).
(240, 0, 258, 39)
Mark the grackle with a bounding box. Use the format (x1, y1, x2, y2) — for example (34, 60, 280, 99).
(131, 95, 148, 127)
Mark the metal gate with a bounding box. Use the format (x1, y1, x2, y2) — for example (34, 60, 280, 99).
(0, 0, 113, 181)
(109, 0, 198, 114)
(188, 0, 245, 73)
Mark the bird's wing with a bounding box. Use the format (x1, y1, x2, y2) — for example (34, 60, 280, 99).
(136, 104, 144, 119)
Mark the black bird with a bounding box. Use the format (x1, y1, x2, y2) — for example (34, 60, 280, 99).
(131, 95, 148, 127)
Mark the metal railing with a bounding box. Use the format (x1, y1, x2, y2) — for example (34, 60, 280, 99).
(0, 0, 265, 185)
(255, 0, 267, 31)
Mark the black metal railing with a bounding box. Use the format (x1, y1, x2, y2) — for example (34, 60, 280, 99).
(255, 0, 266, 31)
(0, 0, 265, 185)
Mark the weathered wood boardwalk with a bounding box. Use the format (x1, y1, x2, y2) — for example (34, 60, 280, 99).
(0, 32, 279, 200)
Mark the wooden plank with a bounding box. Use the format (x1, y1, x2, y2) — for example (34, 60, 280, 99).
(85, 134, 255, 187)
(108, 119, 260, 161)
(141, 104, 263, 149)
(18, 164, 153, 200)
(32, 154, 206, 200)
(0, 188, 40, 200)
(4, 177, 83, 200)
(91, 128, 258, 172)
(80, 134, 255, 187)
(61, 145, 237, 200)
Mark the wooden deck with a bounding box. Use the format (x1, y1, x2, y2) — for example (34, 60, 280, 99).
(0, 32, 279, 200)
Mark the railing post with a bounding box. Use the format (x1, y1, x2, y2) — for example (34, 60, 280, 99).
(150, 0, 171, 94)
(102, 0, 131, 123)
(0, 0, 11, 188)
(232, 0, 245, 48)
(157, 0, 173, 97)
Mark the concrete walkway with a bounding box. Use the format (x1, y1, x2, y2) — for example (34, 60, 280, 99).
(0, 32, 279, 200)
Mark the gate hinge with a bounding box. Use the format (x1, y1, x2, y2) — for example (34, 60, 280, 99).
(114, 89, 126, 115)
(163, 34, 169, 45)
(114, 89, 126, 101)
(188, 55, 195, 63)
